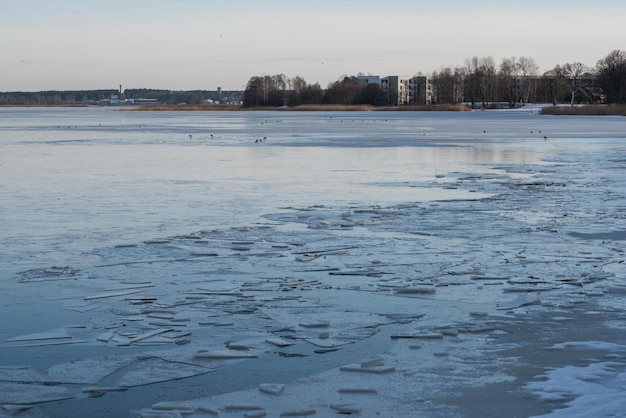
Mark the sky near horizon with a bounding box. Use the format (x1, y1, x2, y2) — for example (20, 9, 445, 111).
(3, 0, 625, 92)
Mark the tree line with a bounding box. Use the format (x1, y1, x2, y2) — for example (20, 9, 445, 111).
(2, 50, 623, 108)
(243, 50, 626, 108)
(0, 89, 243, 106)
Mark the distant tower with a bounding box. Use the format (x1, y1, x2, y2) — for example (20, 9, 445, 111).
(217, 87, 222, 104)
(119, 85, 124, 100)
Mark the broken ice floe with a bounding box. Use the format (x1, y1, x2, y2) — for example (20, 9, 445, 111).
(0, 382, 73, 404)
(83, 286, 153, 301)
(7, 113, 626, 417)
(0, 366, 46, 384)
(259, 383, 285, 395)
(193, 351, 258, 360)
(45, 355, 134, 384)
(116, 357, 213, 387)
(6, 328, 72, 343)
(4, 327, 89, 348)
(265, 338, 294, 348)
(82, 386, 128, 398)
(16, 266, 84, 283)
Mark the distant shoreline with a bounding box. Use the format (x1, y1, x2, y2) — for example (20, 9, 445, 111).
(1, 103, 624, 115)
(0, 104, 91, 108)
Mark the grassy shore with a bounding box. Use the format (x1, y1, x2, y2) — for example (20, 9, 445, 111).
(540, 105, 626, 116)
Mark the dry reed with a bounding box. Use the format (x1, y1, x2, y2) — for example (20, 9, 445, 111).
(126, 104, 243, 111)
(286, 104, 376, 111)
(540, 105, 626, 116)
(378, 104, 471, 112)
(126, 103, 473, 112)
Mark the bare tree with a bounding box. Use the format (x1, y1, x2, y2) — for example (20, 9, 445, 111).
(432, 68, 455, 104)
(453, 67, 466, 104)
(243, 74, 289, 107)
(286, 76, 324, 106)
(596, 50, 626, 104)
(463, 56, 497, 108)
(540, 66, 566, 105)
(291, 76, 307, 94)
(464, 56, 481, 108)
(518, 56, 539, 104)
(479, 56, 497, 107)
(323, 76, 361, 105)
(499, 57, 518, 107)
(562, 62, 590, 106)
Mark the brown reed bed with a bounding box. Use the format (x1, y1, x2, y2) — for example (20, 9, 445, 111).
(285, 104, 376, 111)
(125, 104, 243, 111)
(378, 104, 471, 112)
(540, 105, 626, 116)
(125, 103, 473, 112)
(284, 104, 471, 111)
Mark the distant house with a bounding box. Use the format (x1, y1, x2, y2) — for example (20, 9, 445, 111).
(100, 95, 121, 106)
(357, 74, 432, 105)
(99, 94, 131, 106)
(381, 76, 412, 105)
(98, 96, 160, 106)
(134, 98, 159, 105)
(356, 75, 381, 85)
(409, 76, 433, 105)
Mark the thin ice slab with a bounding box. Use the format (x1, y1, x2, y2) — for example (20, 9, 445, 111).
(340, 364, 396, 374)
(4, 339, 89, 348)
(305, 338, 353, 348)
(0, 366, 45, 383)
(259, 383, 285, 395)
(6, 328, 70, 343)
(151, 401, 195, 412)
(46, 355, 134, 384)
(83, 288, 149, 300)
(83, 386, 128, 397)
(265, 338, 294, 347)
(193, 351, 258, 360)
(116, 357, 213, 387)
(0, 382, 73, 404)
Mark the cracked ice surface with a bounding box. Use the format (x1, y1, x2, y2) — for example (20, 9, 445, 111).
(1, 108, 625, 417)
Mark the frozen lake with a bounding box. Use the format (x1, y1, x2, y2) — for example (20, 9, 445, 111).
(1, 107, 626, 417)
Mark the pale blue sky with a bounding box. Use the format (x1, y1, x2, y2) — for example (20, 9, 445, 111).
(3, 0, 625, 91)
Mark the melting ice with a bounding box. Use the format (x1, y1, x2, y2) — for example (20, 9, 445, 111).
(0, 107, 625, 417)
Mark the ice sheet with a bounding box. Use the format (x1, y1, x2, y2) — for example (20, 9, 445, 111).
(1, 108, 626, 417)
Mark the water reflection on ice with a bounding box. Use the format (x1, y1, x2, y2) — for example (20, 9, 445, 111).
(1, 108, 625, 417)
